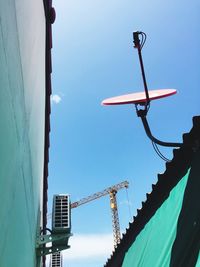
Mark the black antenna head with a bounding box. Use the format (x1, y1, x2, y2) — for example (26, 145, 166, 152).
(133, 31, 141, 48)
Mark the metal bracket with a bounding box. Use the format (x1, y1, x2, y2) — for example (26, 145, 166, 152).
(36, 233, 72, 256)
(136, 108, 182, 148)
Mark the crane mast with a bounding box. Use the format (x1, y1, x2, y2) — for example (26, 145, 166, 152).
(109, 190, 121, 247)
(71, 180, 129, 248)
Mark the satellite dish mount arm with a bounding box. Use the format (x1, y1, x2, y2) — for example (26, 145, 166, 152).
(133, 32, 182, 148)
(136, 108, 181, 147)
(133, 31, 150, 113)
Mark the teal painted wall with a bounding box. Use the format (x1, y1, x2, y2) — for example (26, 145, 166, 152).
(0, 1, 46, 266)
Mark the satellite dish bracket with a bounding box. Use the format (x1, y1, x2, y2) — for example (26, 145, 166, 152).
(133, 32, 182, 148)
(135, 106, 182, 147)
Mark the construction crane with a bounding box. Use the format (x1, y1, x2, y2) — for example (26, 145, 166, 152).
(72, 180, 129, 248)
(48, 180, 129, 249)
(49, 181, 129, 267)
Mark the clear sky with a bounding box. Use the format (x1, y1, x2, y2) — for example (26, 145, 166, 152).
(47, 0, 200, 266)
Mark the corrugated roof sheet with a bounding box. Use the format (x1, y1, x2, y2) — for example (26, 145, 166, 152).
(105, 116, 200, 267)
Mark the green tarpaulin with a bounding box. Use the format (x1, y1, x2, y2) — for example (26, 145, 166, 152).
(122, 157, 200, 267)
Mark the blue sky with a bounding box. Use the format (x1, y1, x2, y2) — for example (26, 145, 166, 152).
(47, 0, 200, 266)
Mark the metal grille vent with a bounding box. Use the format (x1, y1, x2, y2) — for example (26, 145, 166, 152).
(51, 252, 62, 267)
(52, 195, 70, 232)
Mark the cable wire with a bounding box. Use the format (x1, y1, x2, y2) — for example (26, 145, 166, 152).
(152, 141, 171, 162)
(140, 32, 147, 49)
(125, 187, 132, 221)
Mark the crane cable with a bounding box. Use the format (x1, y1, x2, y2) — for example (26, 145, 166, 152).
(125, 187, 132, 221)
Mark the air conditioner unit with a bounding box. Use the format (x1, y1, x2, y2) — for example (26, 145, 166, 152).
(50, 252, 62, 267)
(52, 194, 71, 233)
